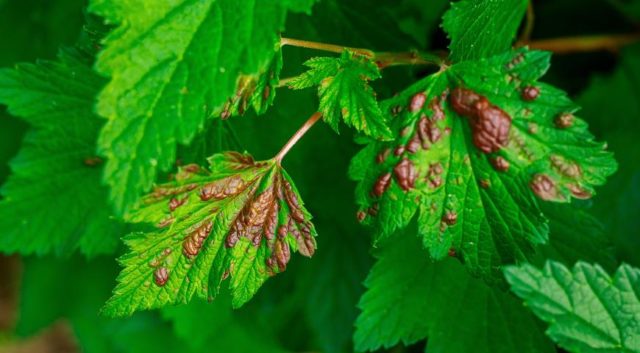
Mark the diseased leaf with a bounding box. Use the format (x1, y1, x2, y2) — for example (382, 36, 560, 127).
(505, 261, 640, 353)
(89, 0, 316, 215)
(350, 48, 616, 280)
(103, 152, 317, 316)
(354, 233, 554, 353)
(289, 50, 392, 139)
(0, 28, 122, 257)
(442, 0, 528, 62)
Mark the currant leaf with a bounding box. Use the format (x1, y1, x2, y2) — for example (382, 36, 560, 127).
(0, 30, 122, 256)
(88, 0, 315, 216)
(289, 50, 392, 140)
(354, 233, 554, 353)
(103, 152, 317, 317)
(350, 48, 616, 281)
(505, 261, 640, 353)
(442, 0, 528, 62)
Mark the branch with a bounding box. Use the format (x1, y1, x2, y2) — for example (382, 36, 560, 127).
(275, 112, 323, 164)
(522, 33, 640, 54)
(280, 37, 443, 68)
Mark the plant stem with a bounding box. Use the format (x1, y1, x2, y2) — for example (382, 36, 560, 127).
(520, 1, 535, 43)
(521, 33, 640, 53)
(281, 37, 374, 57)
(275, 112, 323, 164)
(280, 37, 443, 68)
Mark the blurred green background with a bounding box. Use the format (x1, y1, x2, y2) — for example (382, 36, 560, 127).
(0, 0, 638, 352)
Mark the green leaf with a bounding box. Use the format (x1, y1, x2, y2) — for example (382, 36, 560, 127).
(103, 151, 317, 316)
(289, 50, 392, 139)
(350, 48, 616, 280)
(354, 233, 554, 353)
(505, 261, 640, 353)
(88, 0, 315, 216)
(0, 38, 122, 256)
(442, 0, 528, 62)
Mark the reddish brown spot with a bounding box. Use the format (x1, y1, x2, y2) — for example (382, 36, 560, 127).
(448, 248, 457, 257)
(530, 174, 563, 201)
(200, 175, 245, 201)
(567, 184, 592, 199)
(263, 85, 271, 100)
(400, 126, 412, 137)
(183, 220, 213, 257)
(491, 156, 510, 172)
(356, 211, 366, 222)
(83, 156, 103, 167)
(450, 88, 511, 153)
(393, 158, 417, 191)
(521, 86, 540, 101)
(428, 96, 445, 121)
(368, 203, 379, 216)
(372, 173, 392, 197)
(406, 133, 422, 153)
(157, 216, 174, 228)
(555, 113, 574, 129)
(479, 179, 491, 189)
(409, 92, 426, 112)
(154, 267, 169, 286)
(376, 148, 391, 164)
(550, 155, 582, 178)
(169, 197, 187, 212)
(426, 163, 444, 189)
(442, 210, 458, 226)
(394, 145, 405, 156)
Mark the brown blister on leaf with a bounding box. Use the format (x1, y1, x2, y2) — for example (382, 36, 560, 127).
(154, 267, 169, 287)
(521, 85, 540, 101)
(409, 92, 426, 112)
(183, 220, 214, 258)
(226, 185, 276, 248)
(491, 156, 510, 172)
(554, 113, 574, 129)
(200, 175, 246, 201)
(442, 210, 458, 226)
(450, 88, 511, 153)
(393, 158, 417, 191)
(567, 183, 592, 199)
(372, 173, 392, 197)
(376, 148, 390, 164)
(550, 154, 582, 178)
(530, 174, 565, 201)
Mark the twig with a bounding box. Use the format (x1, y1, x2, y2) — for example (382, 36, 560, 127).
(522, 33, 640, 54)
(274, 112, 323, 164)
(280, 37, 442, 68)
(520, 1, 535, 43)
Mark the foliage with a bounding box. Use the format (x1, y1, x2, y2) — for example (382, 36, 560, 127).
(505, 261, 640, 353)
(0, 0, 639, 352)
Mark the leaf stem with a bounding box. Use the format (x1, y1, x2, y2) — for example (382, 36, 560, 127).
(280, 37, 443, 68)
(275, 112, 323, 164)
(519, 1, 535, 43)
(521, 33, 640, 54)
